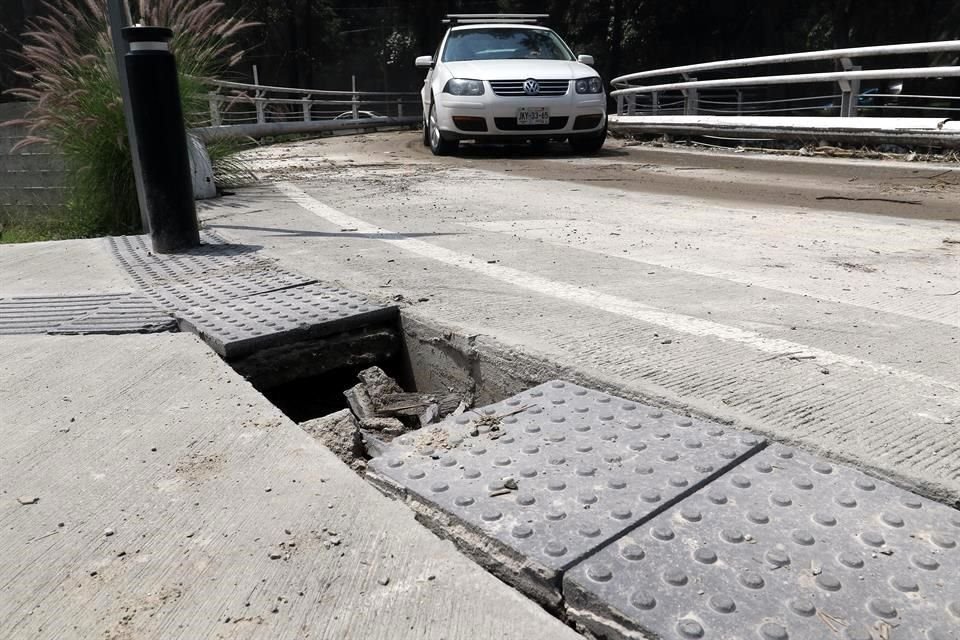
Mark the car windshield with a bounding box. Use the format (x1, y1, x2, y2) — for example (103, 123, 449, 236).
(442, 28, 574, 62)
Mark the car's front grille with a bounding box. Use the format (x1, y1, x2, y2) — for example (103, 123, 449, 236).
(494, 117, 569, 131)
(489, 79, 570, 97)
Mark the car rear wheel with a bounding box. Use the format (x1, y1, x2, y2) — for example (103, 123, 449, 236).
(429, 102, 458, 156)
(422, 108, 430, 146)
(569, 121, 607, 154)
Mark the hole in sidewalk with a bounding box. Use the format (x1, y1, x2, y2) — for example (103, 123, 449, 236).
(217, 312, 488, 474)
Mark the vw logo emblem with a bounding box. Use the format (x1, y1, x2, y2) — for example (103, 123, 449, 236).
(523, 78, 540, 95)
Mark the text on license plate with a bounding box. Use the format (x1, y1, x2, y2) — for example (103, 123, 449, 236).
(517, 108, 550, 126)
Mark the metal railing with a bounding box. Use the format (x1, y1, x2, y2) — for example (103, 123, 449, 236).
(611, 40, 960, 119)
(193, 76, 422, 141)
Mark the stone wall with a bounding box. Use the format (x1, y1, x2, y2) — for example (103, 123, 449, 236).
(0, 102, 66, 213)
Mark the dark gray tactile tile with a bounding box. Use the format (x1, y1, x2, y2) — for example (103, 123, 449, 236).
(175, 283, 397, 358)
(564, 445, 960, 640)
(0, 293, 174, 335)
(107, 234, 396, 358)
(108, 234, 315, 309)
(368, 380, 765, 606)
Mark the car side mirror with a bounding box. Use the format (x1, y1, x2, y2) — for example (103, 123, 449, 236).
(415, 55, 434, 68)
(577, 54, 595, 66)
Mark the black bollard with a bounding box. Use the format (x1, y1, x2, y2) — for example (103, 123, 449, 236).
(122, 26, 200, 253)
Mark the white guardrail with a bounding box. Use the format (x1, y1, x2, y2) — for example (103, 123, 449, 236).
(192, 78, 422, 141)
(609, 40, 960, 146)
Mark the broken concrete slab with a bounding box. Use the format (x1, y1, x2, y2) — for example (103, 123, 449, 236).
(368, 380, 765, 607)
(564, 445, 960, 640)
(0, 333, 582, 640)
(300, 409, 366, 471)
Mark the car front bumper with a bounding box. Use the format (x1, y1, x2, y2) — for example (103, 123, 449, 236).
(435, 92, 606, 139)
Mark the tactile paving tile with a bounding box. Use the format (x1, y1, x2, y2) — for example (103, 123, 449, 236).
(368, 380, 765, 605)
(107, 234, 315, 309)
(175, 283, 397, 358)
(0, 293, 174, 335)
(564, 445, 960, 640)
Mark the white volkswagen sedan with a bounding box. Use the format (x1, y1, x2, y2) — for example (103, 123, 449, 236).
(415, 16, 607, 155)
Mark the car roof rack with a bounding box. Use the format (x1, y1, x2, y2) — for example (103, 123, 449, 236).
(443, 14, 549, 25)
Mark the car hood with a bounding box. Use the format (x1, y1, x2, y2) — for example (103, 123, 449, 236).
(443, 59, 597, 81)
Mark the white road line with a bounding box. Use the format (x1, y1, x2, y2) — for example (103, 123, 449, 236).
(277, 181, 959, 395)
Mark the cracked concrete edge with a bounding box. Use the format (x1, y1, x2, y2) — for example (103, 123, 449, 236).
(365, 468, 565, 610)
(398, 311, 959, 507)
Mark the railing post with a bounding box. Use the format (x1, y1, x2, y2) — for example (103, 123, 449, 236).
(627, 94, 636, 115)
(838, 57, 861, 117)
(652, 91, 659, 115)
(351, 75, 359, 120)
(736, 90, 743, 116)
(255, 90, 266, 124)
(616, 94, 624, 116)
(208, 91, 221, 126)
(397, 98, 403, 118)
(301, 94, 311, 122)
(681, 73, 698, 115)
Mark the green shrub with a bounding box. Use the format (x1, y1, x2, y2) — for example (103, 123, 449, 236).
(4, 0, 253, 237)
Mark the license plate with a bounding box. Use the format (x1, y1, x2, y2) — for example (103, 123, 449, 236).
(517, 107, 549, 126)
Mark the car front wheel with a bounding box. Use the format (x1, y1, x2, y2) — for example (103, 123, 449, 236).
(429, 102, 458, 156)
(569, 121, 607, 154)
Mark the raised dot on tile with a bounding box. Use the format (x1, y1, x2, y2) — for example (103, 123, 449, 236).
(681, 507, 702, 522)
(901, 496, 923, 509)
(707, 490, 728, 505)
(855, 477, 876, 491)
(709, 594, 736, 614)
(789, 599, 816, 617)
(881, 512, 904, 528)
(747, 511, 770, 525)
(947, 601, 960, 618)
(578, 493, 598, 505)
(836, 495, 858, 508)
(512, 525, 533, 539)
(622, 544, 645, 561)
(694, 548, 717, 564)
(731, 475, 751, 488)
(430, 482, 448, 493)
(464, 469, 481, 479)
(912, 553, 940, 570)
(861, 531, 885, 547)
(792, 477, 814, 490)
(838, 552, 864, 569)
(677, 619, 703, 638)
(587, 564, 611, 582)
(652, 526, 675, 541)
(408, 470, 426, 480)
(545, 542, 567, 557)
(630, 591, 656, 610)
(635, 465, 653, 475)
(759, 622, 788, 640)
(721, 528, 744, 544)
(481, 510, 502, 522)
(868, 599, 897, 619)
(519, 468, 537, 479)
(813, 513, 837, 527)
(454, 496, 474, 507)
(576, 467, 596, 477)
(816, 574, 841, 591)
(548, 480, 566, 491)
(517, 494, 536, 506)
(669, 476, 689, 488)
(545, 510, 566, 521)
(889, 575, 919, 592)
(664, 569, 688, 586)
(765, 550, 790, 567)
(931, 533, 956, 549)
(641, 489, 662, 503)
(739, 571, 764, 589)
(772, 495, 792, 507)
(792, 530, 815, 546)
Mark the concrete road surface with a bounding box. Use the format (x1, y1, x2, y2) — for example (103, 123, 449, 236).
(202, 132, 960, 503)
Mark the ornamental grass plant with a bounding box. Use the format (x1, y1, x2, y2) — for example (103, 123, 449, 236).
(4, 0, 254, 237)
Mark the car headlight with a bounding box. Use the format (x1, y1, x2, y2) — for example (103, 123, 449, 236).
(575, 77, 603, 94)
(443, 78, 485, 96)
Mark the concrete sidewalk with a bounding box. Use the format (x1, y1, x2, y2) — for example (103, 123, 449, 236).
(0, 239, 581, 640)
